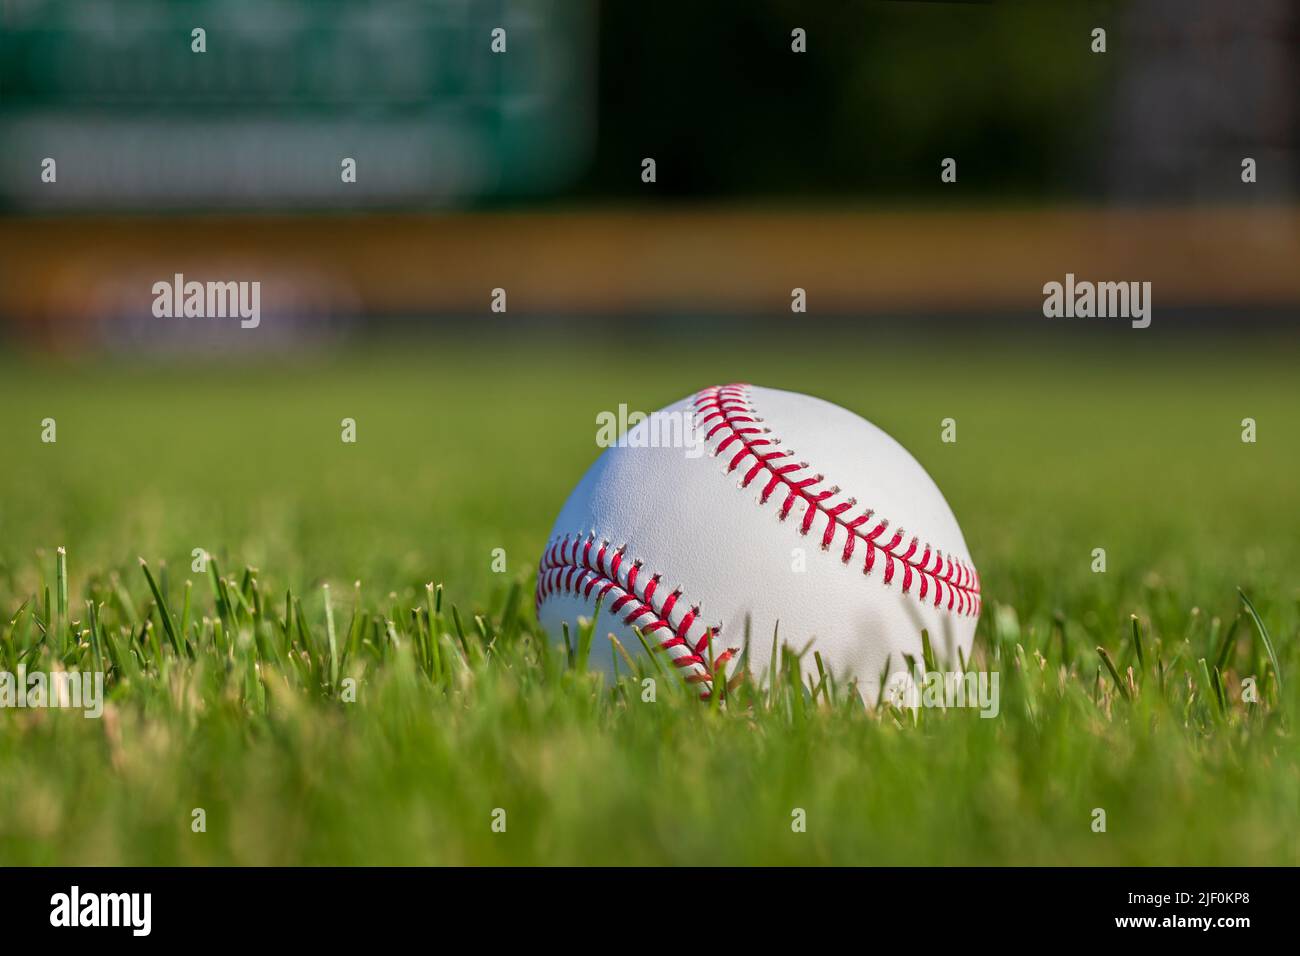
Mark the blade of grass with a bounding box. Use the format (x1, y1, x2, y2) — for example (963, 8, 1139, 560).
(139, 558, 183, 657)
(323, 583, 339, 690)
(574, 595, 601, 674)
(1097, 646, 1130, 700)
(631, 625, 668, 679)
(1238, 588, 1282, 694)
(1129, 614, 1145, 670)
(55, 546, 68, 647)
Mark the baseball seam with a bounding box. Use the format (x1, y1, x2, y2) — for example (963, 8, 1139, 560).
(536, 533, 731, 697)
(693, 384, 982, 617)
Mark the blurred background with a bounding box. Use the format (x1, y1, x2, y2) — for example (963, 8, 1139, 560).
(1, 0, 1298, 348)
(1, 0, 1299, 603)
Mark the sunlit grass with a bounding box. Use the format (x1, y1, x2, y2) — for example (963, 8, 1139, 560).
(0, 335, 1297, 864)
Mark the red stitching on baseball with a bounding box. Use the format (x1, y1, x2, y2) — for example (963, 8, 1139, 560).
(694, 384, 982, 618)
(536, 533, 734, 699)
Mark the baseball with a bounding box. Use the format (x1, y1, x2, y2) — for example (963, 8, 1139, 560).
(536, 384, 981, 700)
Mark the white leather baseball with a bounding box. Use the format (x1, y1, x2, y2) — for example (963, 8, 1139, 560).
(536, 384, 981, 701)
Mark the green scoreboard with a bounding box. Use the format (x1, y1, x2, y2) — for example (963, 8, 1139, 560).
(0, 0, 595, 210)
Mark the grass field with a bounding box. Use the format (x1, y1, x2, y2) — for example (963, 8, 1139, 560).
(1, 328, 1297, 865)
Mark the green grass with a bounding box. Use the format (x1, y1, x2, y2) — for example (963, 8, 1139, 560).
(1, 331, 1297, 865)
